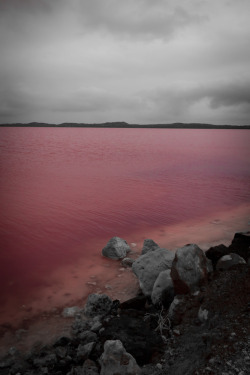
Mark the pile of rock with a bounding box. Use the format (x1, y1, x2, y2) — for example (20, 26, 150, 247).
(0, 232, 249, 375)
(132, 241, 212, 307)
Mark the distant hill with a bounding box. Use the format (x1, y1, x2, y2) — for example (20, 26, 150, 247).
(0, 122, 250, 129)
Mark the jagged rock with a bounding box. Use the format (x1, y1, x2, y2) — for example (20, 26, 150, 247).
(205, 244, 229, 268)
(55, 346, 67, 359)
(141, 239, 160, 255)
(90, 320, 103, 333)
(132, 248, 175, 297)
(53, 336, 72, 347)
(84, 294, 113, 317)
(121, 257, 134, 267)
(77, 342, 95, 360)
(228, 231, 250, 262)
(102, 237, 131, 259)
(171, 244, 210, 294)
(100, 340, 141, 375)
(78, 330, 98, 344)
(216, 253, 246, 271)
(151, 269, 174, 307)
(33, 353, 57, 368)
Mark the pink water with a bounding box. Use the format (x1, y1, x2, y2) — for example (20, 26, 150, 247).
(0, 127, 250, 327)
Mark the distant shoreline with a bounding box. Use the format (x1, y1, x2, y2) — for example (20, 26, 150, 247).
(1, 122, 250, 129)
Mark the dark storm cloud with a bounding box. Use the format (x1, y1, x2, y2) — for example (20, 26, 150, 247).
(146, 80, 250, 111)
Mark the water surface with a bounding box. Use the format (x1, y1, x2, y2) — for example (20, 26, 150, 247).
(0, 128, 250, 325)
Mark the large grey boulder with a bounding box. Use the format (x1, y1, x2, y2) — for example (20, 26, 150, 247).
(102, 237, 131, 259)
(216, 253, 246, 271)
(171, 244, 210, 294)
(141, 239, 160, 255)
(132, 248, 175, 297)
(100, 340, 141, 375)
(151, 269, 174, 307)
(84, 294, 113, 317)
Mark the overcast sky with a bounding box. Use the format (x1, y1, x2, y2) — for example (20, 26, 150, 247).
(0, 0, 250, 125)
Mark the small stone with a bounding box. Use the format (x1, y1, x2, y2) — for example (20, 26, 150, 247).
(205, 368, 213, 372)
(90, 321, 103, 333)
(105, 284, 112, 289)
(77, 342, 95, 360)
(173, 329, 181, 336)
(121, 257, 134, 267)
(82, 359, 99, 375)
(8, 347, 18, 356)
(198, 307, 209, 322)
(209, 358, 216, 365)
(156, 363, 163, 370)
(78, 331, 97, 344)
(62, 306, 81, 318)
(192, 291, 200, 296)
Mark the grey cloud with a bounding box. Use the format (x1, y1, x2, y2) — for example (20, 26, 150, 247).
(0, 85, 41, 120)
(0, 0, 53, 13)
(206, 83, 250, 109)
(138, 80, 250, 124)
(77, 0, 206, 40)
(146, 80, 250, 111)
(0, 84, 141, 123)
(52, 88, 141, 113)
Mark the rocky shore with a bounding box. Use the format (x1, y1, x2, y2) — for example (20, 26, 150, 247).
(0, 232, 249, 375)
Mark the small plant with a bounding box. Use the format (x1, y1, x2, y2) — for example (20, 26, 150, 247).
(144, 306, 172, 337)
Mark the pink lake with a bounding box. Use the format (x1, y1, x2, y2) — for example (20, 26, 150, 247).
(0, 127, 250, 327)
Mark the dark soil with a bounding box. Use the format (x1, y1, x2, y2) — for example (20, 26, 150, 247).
(141, 264, 250, 375)
(0, 264, 249, 375)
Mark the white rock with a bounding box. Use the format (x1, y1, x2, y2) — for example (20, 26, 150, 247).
(100, 340, 141, 375)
